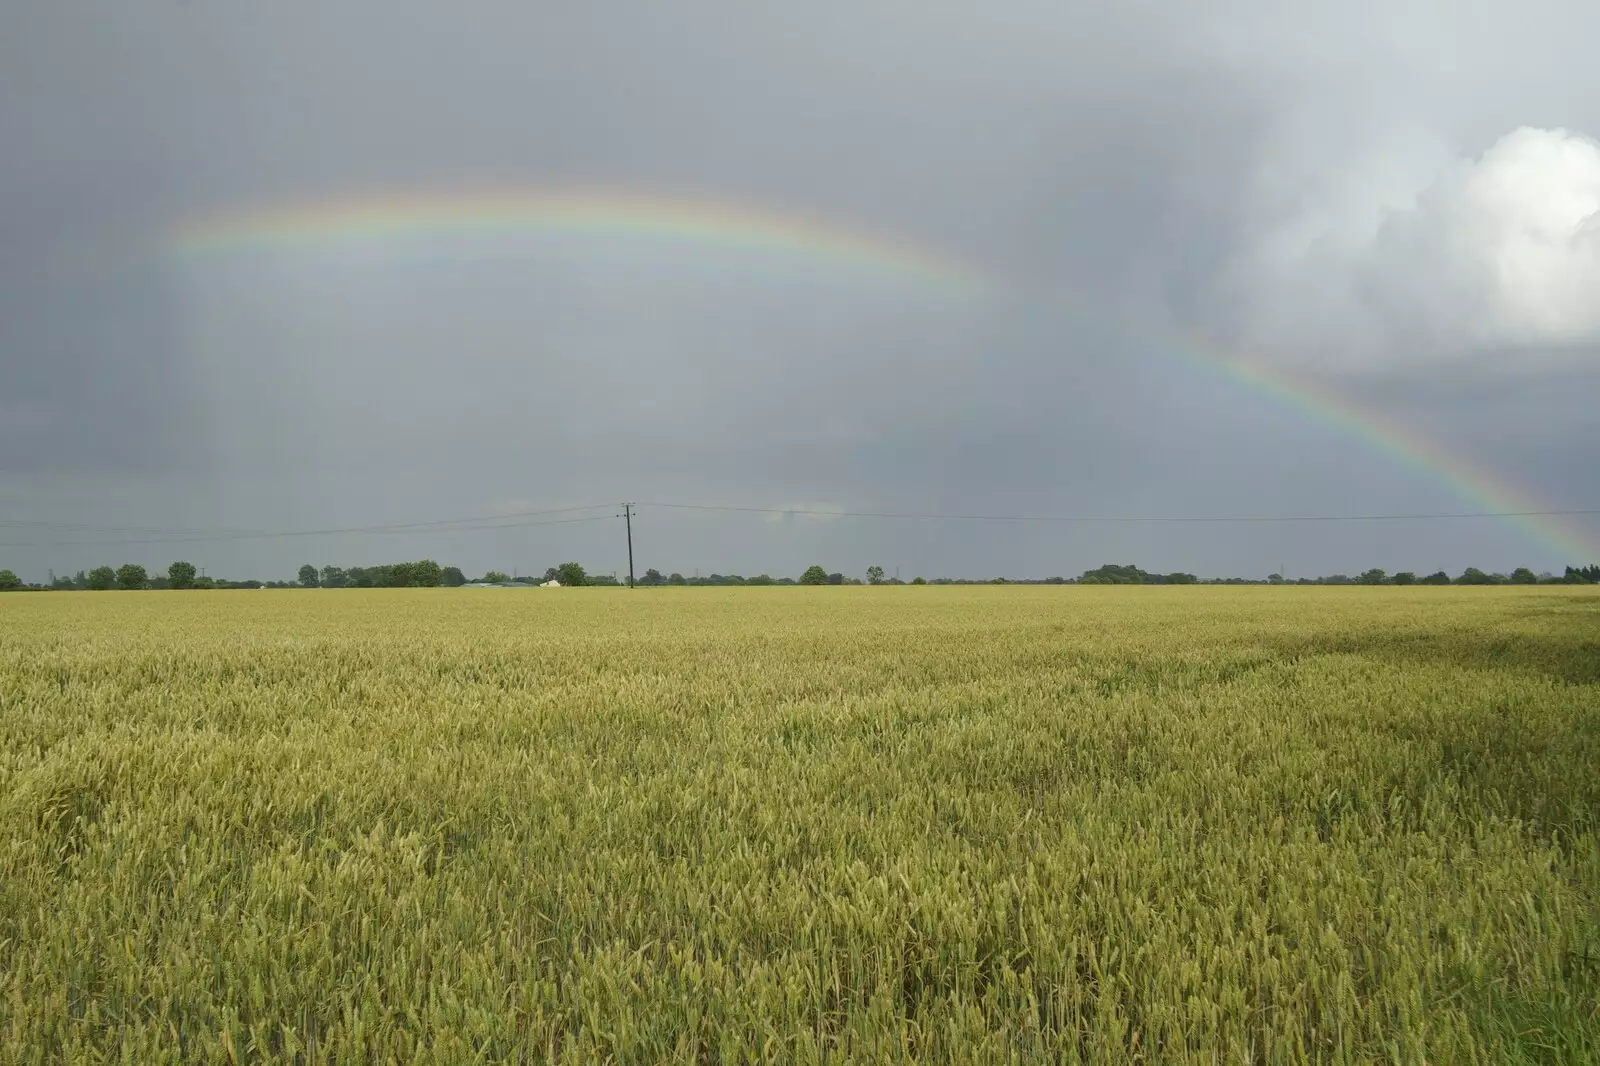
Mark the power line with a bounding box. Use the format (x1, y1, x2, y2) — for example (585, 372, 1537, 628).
(4, 498, 1597, 549)
(639, 501, 1600, 524)
(0, 518, 263, 534)
(0, 509, 616, 548)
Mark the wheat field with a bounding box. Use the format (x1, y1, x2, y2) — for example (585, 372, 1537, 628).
(2, 586, 1596, 1064)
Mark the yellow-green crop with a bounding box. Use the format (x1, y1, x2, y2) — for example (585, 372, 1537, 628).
(2, 587, 1596, 1063)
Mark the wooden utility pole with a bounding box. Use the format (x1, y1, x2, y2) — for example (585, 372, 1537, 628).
(623, 503, 636, 588)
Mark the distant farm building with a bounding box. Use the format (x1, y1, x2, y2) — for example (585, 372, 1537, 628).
(462, 580, 562, 588)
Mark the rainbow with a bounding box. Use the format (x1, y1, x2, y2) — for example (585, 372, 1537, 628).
(166, 188, 989, 295)
(1157, 333, 1599, 563)
(160, 186, 1596, 563)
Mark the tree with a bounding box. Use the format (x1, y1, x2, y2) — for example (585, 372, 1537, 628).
(87, 566, 116, 590)
(1458, 567, 1495, 585)
(298, 564, 320, 588)
(1360, 568, 1388, 585)
(1421, 571, 1452, 585)
(866, 565, 885, 585)
(1080, 563, 1149, 584)
(379, 560, 442, 587)
(668, 572, 686, 585)
(168, 561, 197, 589)
(555, 562, 586, 586)
(911, 576, 926, 585)
(1267, 573, 1283, 584)
(441, 566, 466, 587)
(0, 569, 21, 591)
(640, 568, 664, 586)
(1509, 567, 1538, 585)
(800, 565, 828, 585)
(480, 571, 510, 584)
(320, 566, 348, 588)
(827, 572, 844, 585)
(116, 563, 148, 590)
(1392, 571, 1417, 585)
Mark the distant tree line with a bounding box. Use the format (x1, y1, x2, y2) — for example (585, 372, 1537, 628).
(3, 559, 1597, 592)
(638, 567, 804, 586)
(1076, 563, 1199, 584)
(304, 561, 453, 588)
(468, 564, 614, 586)
(1255, 564, 1600, 586)
(1069, 563, 1599, 586)
(6, 559, 461, 591)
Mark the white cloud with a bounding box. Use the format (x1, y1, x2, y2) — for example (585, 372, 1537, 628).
(1223, 126, 1600, 371)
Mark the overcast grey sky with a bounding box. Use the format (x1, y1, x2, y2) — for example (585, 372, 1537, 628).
(3, 1, 1597, 582)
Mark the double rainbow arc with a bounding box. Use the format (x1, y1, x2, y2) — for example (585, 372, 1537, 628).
(158, 186, 1597, 563)
(168, 188, 987, 295)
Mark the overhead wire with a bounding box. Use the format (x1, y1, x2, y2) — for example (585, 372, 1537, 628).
(4, 499, 1597, 549)
(638, 501, 1600, 524)
(0, 506, 616, 548)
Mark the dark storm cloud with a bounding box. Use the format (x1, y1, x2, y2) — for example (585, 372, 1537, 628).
(0, 270, 201, 476)
(2, 1, 1597, 583)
